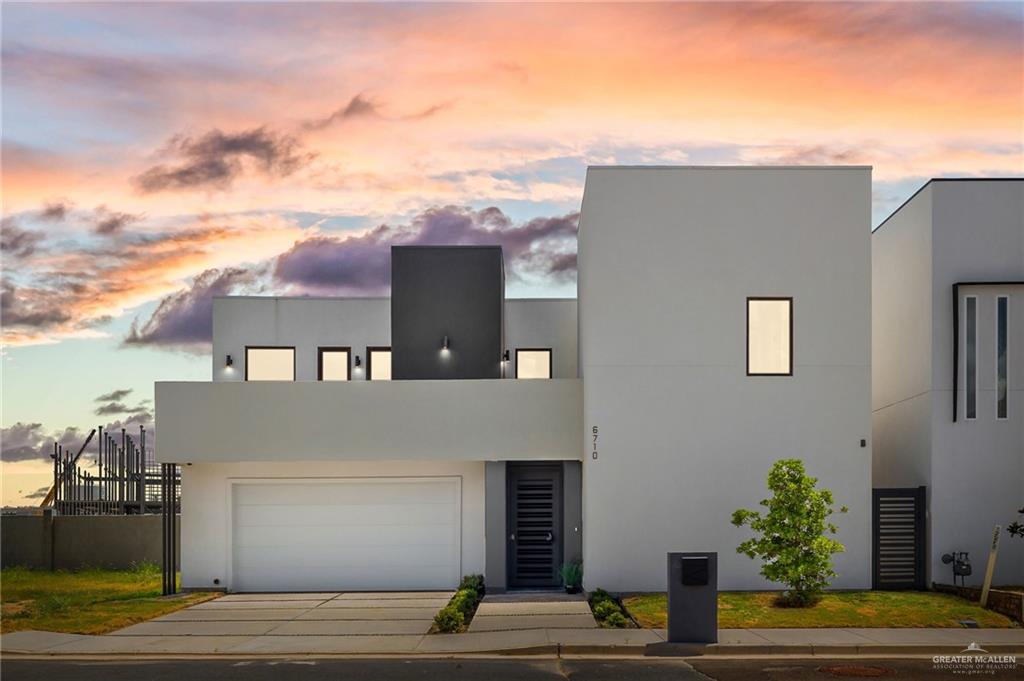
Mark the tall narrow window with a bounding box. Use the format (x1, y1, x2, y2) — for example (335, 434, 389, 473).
(965, 296, 977, 420)
(245, 347, 295, 381)
(318, 347, 350, 381)
(516, 349, 552, 379)
(367, 347, 391, 381)
(997, 296, 1008, 419)
(747, 298, 792, 376)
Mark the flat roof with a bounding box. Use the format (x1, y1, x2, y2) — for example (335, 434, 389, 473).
(587, 164, 872, 170)
(213, 295, 576, 302)
(873, 177, 1024, 234)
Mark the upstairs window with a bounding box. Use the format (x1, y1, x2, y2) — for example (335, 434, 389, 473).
(965, 296, 977, 419)
(747, 298, 792, 376)
(318, 347, 351, 381)
(997, 296, 1008, 419)
(368, 347, 392, 381)
(246, 347, 295, 381)
(516, 349, 552, 379)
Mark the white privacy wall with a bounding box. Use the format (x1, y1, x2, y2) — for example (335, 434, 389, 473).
(180, 460, 486, 592)
(928, 181, 1024, 586)
(578, 166, 873, 591)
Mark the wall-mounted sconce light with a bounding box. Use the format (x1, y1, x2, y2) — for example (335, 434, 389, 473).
(441, 335, 450, 350)
(225, 354, 234, 367)
(355, 355, 362, 367)
(502, 350, 510, 362)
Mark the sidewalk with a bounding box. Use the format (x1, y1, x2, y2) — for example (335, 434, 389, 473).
(2, 627, 1022, 657)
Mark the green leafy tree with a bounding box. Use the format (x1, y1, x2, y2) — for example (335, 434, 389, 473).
(731, 459, 848, 607)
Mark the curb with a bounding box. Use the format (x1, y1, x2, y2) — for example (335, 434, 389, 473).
(696, 643, 1024, 657)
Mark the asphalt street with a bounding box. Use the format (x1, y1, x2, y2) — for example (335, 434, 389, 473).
(1, 657, 996, 681)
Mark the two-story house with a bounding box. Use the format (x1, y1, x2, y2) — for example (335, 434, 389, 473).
(872, 178, 1023, 588)
(156, 166, 874, 592)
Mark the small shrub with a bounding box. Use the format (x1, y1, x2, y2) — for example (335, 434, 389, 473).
(559, 561, 583, 589)
(588, 588, 613, 606)
(432, 575, 486, 633)
(587, 588, 633, 628)
(433, 605, 465, 633)
(459, 574, 485, 595)
(592, 600, 618, 620)
(603, 612, 629, 628)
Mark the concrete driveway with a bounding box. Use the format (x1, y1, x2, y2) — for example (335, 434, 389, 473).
(117, 592, 452, 638)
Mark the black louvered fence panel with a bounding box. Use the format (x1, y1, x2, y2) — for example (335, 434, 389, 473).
(872, 486, 926, 590)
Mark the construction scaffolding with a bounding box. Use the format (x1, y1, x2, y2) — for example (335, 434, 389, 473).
(44, 425, 179, 516)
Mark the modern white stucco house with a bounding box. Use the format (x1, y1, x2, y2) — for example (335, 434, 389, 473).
(156, 166, 874, 593)
(872, 178, 1023, 587)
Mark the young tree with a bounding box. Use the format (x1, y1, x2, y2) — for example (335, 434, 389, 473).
(731, 458, 848, 607)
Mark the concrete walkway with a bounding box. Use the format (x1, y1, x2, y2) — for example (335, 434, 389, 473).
(468, 593, 598, 632)
(1, 589, 1021, 657)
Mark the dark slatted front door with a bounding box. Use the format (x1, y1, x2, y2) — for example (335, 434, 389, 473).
(508, 464, 563, 588)
(873, 487, 926, 590)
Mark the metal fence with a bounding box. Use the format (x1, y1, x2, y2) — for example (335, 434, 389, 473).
(48, 426, 179, 516)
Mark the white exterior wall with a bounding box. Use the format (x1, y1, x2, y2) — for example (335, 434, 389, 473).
(213, 297, 390, 382)
(578, 166, 873, 591)
(180, 460, 485, 592)
(872, 179, 1024, 586)
(929, 181, 1024, 586)
(505, 299, 578, 378)
(871, 184, 934, 490)
(156, 379, 582, 463)
(212, 296, 578, 381)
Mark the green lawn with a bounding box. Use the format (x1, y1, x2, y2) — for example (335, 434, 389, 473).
(622, 591, 1019, 629)
(1, 564, 218, 634)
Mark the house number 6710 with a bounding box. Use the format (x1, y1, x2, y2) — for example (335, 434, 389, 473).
(591, 426, 599, 460)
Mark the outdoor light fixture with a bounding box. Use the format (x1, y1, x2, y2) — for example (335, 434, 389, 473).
(355, 355, 362, 367)
(442, 335, 450, 350)
(225, 354, 233, 367)
(502, 350, 510, 362)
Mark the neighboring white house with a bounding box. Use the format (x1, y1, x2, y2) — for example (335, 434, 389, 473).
(156, 166, 875, 593)
(872, 178, 1023, 588)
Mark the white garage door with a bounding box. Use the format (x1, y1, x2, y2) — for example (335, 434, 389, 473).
(231, 477, 461, 592)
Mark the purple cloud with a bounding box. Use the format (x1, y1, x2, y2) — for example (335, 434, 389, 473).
(124, 266, 265, 350)
(0, 219, 45, 258)
(134, 127, 311, 193)
(1, 422, 83, 462)
(275, 205, 579, 294)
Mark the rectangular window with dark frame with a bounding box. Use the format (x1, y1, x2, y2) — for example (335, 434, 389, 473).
(245, 346, 295, 381)
(965, 296, 977, 420)
(318, 347, 351, 381)
(747, 297, 792, 376)
(997, 296, 1008, 420)
(367, 346, 391, 381)
(515, 348, 552, 379)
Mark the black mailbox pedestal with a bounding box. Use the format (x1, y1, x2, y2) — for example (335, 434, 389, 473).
(667, 551, 717, 644)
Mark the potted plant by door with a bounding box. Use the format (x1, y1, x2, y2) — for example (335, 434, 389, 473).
(559, 560, 583, 594)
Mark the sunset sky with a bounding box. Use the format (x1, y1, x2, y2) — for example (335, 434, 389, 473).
(2, 2, 1022, 505)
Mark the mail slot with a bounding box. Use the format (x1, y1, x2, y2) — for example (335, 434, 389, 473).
(681, 556, 709, 585)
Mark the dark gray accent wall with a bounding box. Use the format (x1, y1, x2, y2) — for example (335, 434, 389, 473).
(391, 246, 504, 380)
(563, 461, 583, 565)
(485, 461, 507, 592)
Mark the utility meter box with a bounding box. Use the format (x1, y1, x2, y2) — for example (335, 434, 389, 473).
(667, 552, 717, 643)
